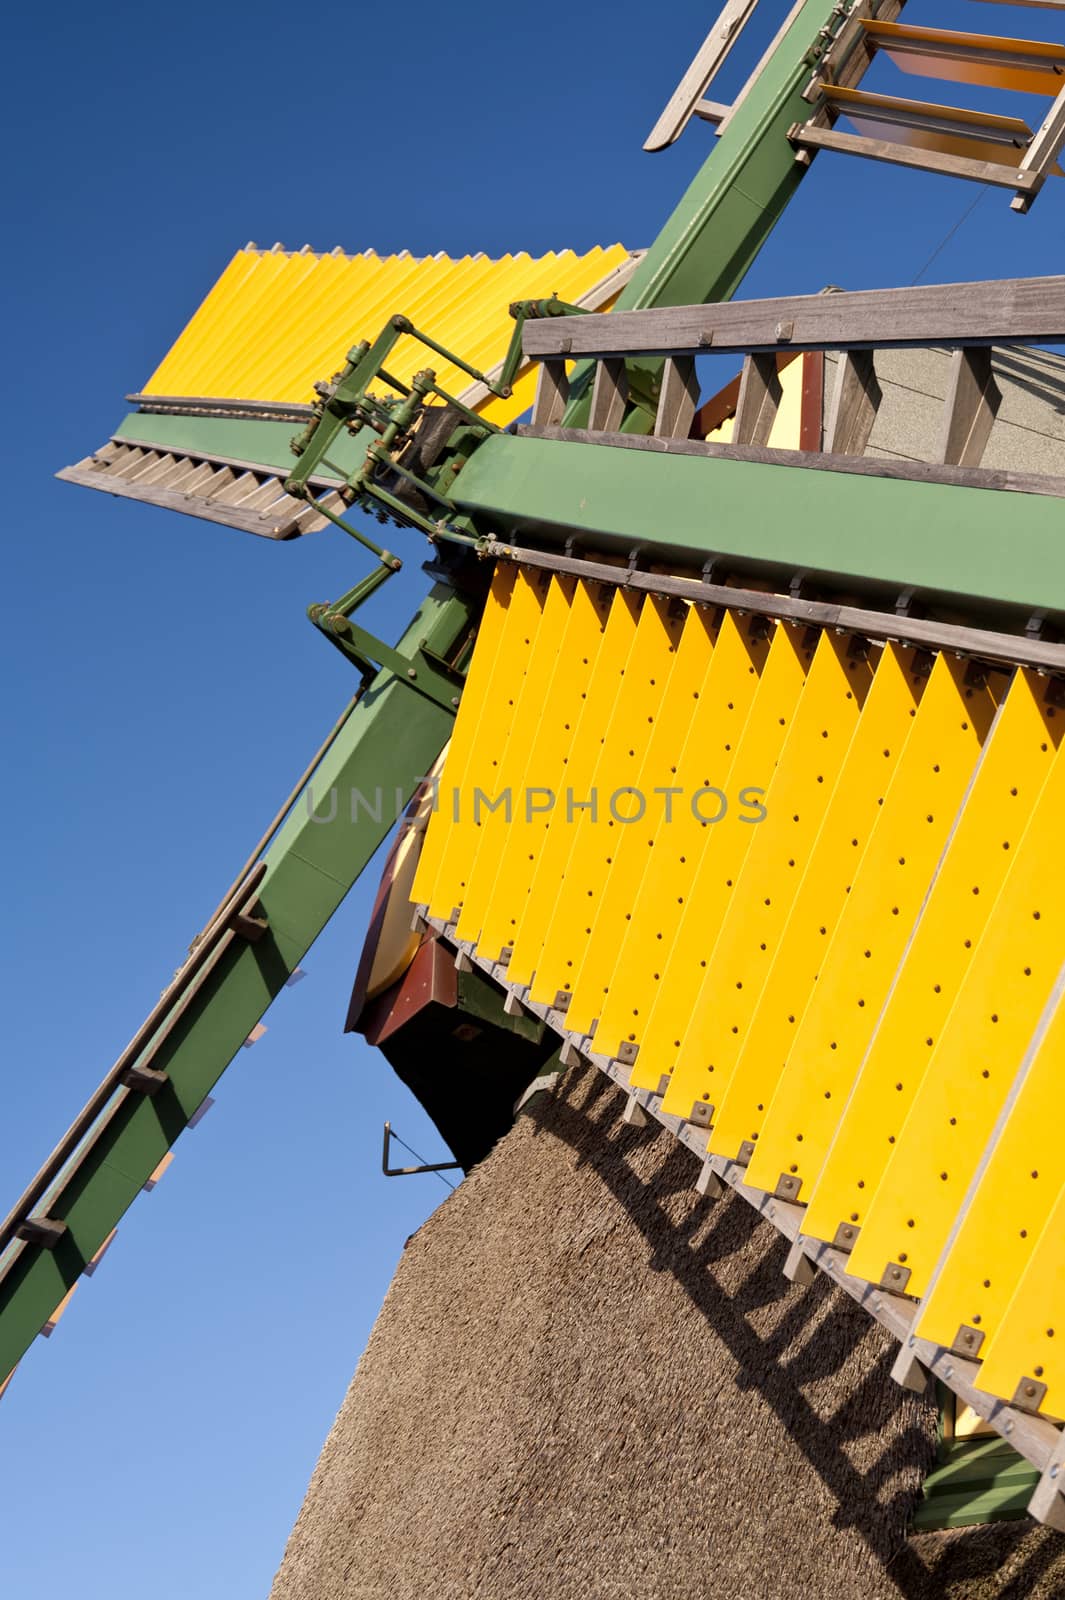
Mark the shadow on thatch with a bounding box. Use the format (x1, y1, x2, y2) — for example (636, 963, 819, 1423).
(531, 1066, 1065, 1600)
(270, 1059, 1065, 1600)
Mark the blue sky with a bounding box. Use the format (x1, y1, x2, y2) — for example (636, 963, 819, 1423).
(1, 2, 1063, 1595)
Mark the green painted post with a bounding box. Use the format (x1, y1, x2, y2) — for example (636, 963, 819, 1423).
(0, 582, 475, 1384)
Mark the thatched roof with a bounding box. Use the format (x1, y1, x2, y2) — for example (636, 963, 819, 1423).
(270, 1063, 1065, 1599)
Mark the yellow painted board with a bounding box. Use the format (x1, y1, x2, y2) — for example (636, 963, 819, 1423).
(976, 1154, 1065, 1419)
(141, 244, 633, 427)
(804, 669, 1062, 1247)
(410, 564, 516, 910)
(915, 965, 1065, 1359)
(455, 575, 573, 949)
(425, 567, 549, 921)
(662, 631, 873, 1123)
(529, 595, 687, 1009)
(473, 585, 614, 966)
(639, 622, 814, 1104)
(745, 653, 998, 1201)
(863, 20, 1065, 98)
(507, 587, 640, 989)
(848, 714, 1065, 1298)
(709, 644, 928, 1162)
(602, 611, 771, 1088)
(565, 603, 719, 1035)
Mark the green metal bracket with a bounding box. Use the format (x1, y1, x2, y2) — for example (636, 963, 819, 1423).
(282, 313, 507, 548)
(306, 556, 466, 709)
(310, 610, 465, 711)
(499, 296, 589, 396)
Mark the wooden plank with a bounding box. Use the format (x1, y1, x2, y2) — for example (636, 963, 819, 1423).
(588, 358, 629, 433)
(653, 356, 701, 439)
(938, 346, 1002, 467)
(523, 271, 1061, 362)
(1012, 78, 1065, 210)
(693, 98, 732, 126)
(643, 0, 758, 150)
(732, 352, 782, 445)
(69, 432, 345, 488)
(531, 358, 570, 428)
(692, 353, 801, 439)
(790, 123, 1041, 190)
(515, 422, 1065, 503)
(823, 349, 882, 454)
(485, 537, 1065, 676)
(56, 463, 311, 540)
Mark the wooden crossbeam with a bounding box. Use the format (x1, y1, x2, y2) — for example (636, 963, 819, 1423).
(523, 274, 1065, 360)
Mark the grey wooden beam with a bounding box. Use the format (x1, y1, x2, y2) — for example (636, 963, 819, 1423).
(589, 358, 629, 434)
(693, 98, 732, 126)
(531, 359, 570, 428)
(783, 1238, 818, 1286)
(1012, 77, 1065, 210)
(523, 272, 1062, 361)
(643, 0, 758, 150)
(938, 346, 1003, 468)
(653, 357, 701, 439)
(733, 352, 783, 446)
(823, 349, 882, 455)
(891, 1343, 932, 1395)
(789, 123, 1041, 194)
(56, 460, 318, 539)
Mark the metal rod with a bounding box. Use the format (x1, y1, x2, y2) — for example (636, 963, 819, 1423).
(381, 1122, 461, 1179)
(301, 492, 398, 557)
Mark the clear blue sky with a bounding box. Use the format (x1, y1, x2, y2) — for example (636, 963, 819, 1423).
(1, 2, 1062, 1595)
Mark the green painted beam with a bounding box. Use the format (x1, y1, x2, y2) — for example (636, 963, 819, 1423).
(452, 431, 1065, 618)
(111, 411, 367, 481)
(0, 580, 476, 1384)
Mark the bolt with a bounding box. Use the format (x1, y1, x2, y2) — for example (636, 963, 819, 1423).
(407, 669, 417, 680)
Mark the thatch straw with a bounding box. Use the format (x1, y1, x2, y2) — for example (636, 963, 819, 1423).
(270, 1063, 1065, 1599)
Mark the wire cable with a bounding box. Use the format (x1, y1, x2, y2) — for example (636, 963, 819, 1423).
(909, 185, 990, 286)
